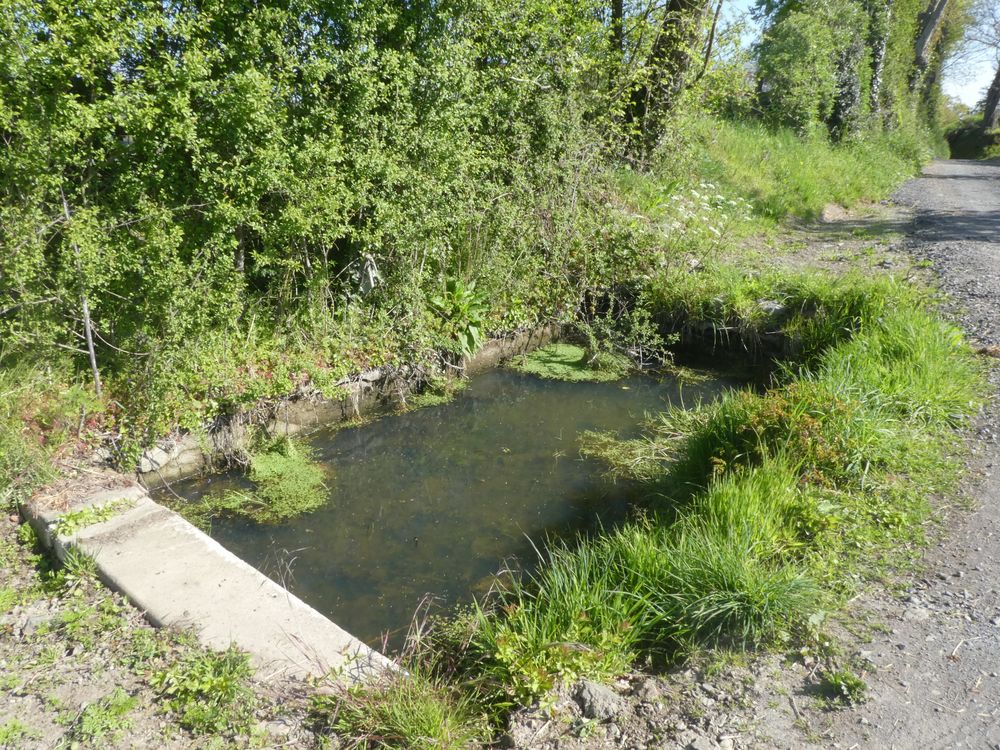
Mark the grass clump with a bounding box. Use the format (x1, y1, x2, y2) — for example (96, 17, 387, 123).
(151, 645, 256, 735)
(511, 343, 630, 383)
(313, 665, 489, 749)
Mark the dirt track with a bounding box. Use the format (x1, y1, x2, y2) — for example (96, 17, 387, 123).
(818, 161, 1000, 748)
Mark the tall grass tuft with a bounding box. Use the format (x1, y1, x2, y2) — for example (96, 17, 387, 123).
(313, 664, 489, 749)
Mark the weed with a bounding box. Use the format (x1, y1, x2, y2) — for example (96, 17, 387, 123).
(819, 667, 868, 706)
(314, 665, 489, 749)
(0, 587, 17, 614)
(55, 499, 134, 537)
(68, 687, 137, 746)
(123, 628, 167, 671)
(430, 278, 488, 358)
(0, 719, 38, 747)
(151, 646, 256, 735)
(62, 547, 99, 586)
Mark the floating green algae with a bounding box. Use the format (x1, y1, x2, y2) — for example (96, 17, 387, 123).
(511, 343, 629, 382)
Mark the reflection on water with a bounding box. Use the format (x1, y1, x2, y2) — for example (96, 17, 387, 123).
(164, 368, 736, 648)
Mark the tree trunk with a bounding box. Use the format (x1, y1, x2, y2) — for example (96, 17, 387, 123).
(627, 0, 709, 151)
(611, 0, 624, 57)
(60, 193, 103, 398)
(912, 0, 950, 90)
(984, 61, 1000, 130)
(830, 30, 867, 140)
(868, 0, 893, 118)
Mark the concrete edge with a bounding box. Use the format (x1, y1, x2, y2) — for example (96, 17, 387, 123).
(20, 486, 392, 683)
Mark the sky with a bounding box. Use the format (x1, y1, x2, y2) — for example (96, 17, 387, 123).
(943, 61, 996, 108)
(721, 0, 994, 108)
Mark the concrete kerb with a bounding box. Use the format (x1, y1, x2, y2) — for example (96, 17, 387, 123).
(20, 482, 391, 683)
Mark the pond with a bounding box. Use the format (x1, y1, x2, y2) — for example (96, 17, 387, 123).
(161, 367, 739, 648)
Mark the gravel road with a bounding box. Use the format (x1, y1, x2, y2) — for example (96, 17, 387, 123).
(820, 159, 1000, 748)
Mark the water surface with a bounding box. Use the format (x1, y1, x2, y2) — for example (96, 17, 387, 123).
(166, 368, 736, 647)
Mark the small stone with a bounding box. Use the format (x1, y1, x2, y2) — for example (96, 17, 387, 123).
(688, 735, 720, 750)
(634, 677, 661, 703)
(757, 300, 787, 320)
(574, 680, 625, 721)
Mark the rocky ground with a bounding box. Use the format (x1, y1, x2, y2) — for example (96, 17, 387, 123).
(3, 160, 998, 750)
(0, 498, 317, 748)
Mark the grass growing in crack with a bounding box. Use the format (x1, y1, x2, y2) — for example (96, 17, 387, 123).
(151, 645, 256, 735)
(54, 499, 135, 537)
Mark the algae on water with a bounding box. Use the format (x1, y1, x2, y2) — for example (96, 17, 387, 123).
(186, 438, 329, 526)
(511, 343, 630, 382)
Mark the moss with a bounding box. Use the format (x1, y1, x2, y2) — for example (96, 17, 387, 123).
(511, 343, 630, 383)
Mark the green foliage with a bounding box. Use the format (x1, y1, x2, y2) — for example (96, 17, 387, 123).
(68, 687, 137, 747)
(430, 279, 488, 357)
(753, 0, 969, 138)
(0, 0, 949, 455)
(55, 499, 134, 537)
(820, 667, 868, 705)
(0, 719, 38, 747)
(183, 437, 328, 525)
(314, 666, 489, 749)
(757, 3, 857, 134)
(151, 646, 256, 735)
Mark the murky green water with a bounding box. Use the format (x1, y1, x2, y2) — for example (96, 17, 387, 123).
(164, 368, 737, 648)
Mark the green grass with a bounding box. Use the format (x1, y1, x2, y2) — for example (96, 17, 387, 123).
(436, 264, 984, 712)
(0, 719, 38, 747)
(313, 665, 490, 749)
(151, 645, 256, 735)
(686, 118, 929, 224)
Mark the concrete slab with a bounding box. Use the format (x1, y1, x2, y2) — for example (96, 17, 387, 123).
(23, 488, 390, 682)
